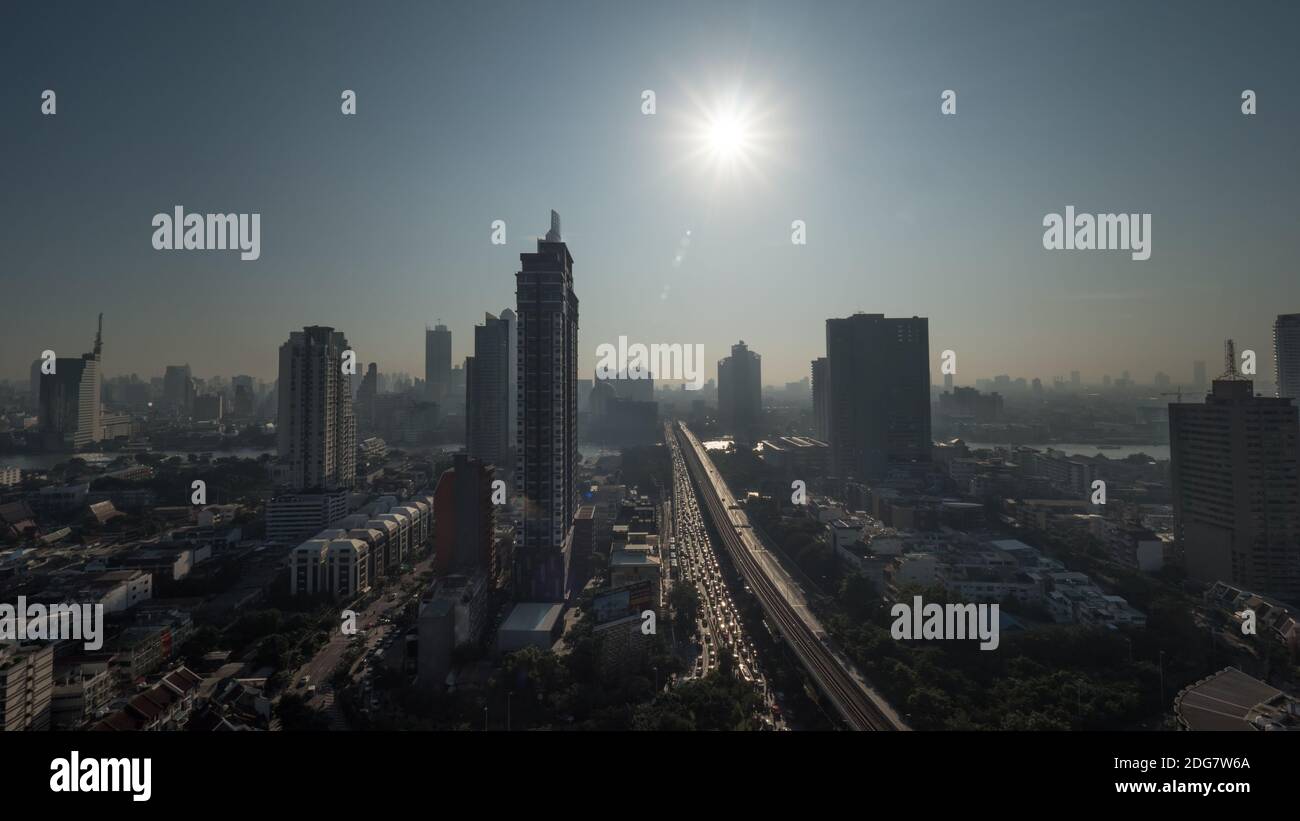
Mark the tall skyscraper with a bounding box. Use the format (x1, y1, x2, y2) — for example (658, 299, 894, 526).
(717, 341, 761, 441)
(277, 326, 357, 491)
(514, 211, 578, 602)
(356, 362, 378, 432)
(425, 323, 452, 402)
(39, 314, 103, 451)
(811, 357, 829, 441)
(1273, 313, 1300, 400)
(501, 307, 518, 443)
(466, 312, 511, 466)
(825, 313, 930, 480)
(28, 359, 41, 411)
(1170, 378, 1300, 599)
(163, 364, 194, 417)
(1193, 360, 1207, 390)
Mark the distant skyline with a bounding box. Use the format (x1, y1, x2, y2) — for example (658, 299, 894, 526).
(4, 1, 1300, 386)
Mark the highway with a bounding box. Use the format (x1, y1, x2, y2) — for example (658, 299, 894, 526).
(668, 426, 781, 728)
(674, 421, 907, 732)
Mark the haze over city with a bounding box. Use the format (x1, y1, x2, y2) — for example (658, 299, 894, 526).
(4, 0, 1299, 386)
(5, 4, 1300, 802)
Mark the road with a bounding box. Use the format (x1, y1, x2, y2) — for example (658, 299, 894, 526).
(675, 421, 907, 732)
(283, 554, 434, 722)
(667, 424, 783, 728)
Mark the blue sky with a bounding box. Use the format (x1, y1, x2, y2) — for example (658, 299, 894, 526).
(3, 0, 1299, 387)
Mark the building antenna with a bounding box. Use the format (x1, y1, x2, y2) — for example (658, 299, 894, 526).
(1223, 338, 1239, 379)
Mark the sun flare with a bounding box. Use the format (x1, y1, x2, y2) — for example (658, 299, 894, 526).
(705, 111, 749, 162)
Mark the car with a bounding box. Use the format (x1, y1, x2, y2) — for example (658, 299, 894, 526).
(306, 684, 317, 695)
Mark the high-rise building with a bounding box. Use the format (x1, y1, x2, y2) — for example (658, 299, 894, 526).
(277, 326, 357, 491)
(1274, 314, 1300, 400)
(28, 359, 41, 412)
(192, 393, 223, 422)
(231, 374, 256, 418)
(355, 362, 378, 432)
(163, 364, 194, 417)
(717, 341, 761, 441)
(1170, 378, 1300, 600)
(1193, 360, 1207, 390)
(825, 313, 930, 480)
(501, 308, 518, 441)
(425, 324, 452, 402)
(811, 357, 829, 441)
(466, 312, 511, 466)
(514, 211, 579, 602)
(433, 455, 496, 577)
(39, 314, 103, 451)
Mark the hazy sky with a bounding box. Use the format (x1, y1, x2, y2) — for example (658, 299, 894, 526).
(3, 0, 1299, 387)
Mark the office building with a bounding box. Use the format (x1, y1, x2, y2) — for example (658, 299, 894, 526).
(163, 364, 194, 417)
(266, 491, 349, 544)
(811, 357, 828, 440)
(38, 315, 103, 451)
(1170, 378, 1300, 599)
(514, 211, 579, 602)
(356, 362, 378, 432)
(825, 313, 931, 480)
(433, 455, 496, 576)
(717, 341, 761, 441)
(502, 308, 518, 441)
(277, 326, 357, 491)
(426, 323, 452, 402)
(1193, 360, 1207, 390)
(466, 312, 511, 465)
(193, 393, 223, 423)
(1274, 313, 1300, 400)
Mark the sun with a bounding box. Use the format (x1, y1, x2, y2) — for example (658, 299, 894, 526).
(705, 111, 750, 163)
(665, 83, 781, 188)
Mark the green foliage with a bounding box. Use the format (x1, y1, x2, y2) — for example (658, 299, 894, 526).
(277, 693, 329, 731)
(632, 670, 763, 731)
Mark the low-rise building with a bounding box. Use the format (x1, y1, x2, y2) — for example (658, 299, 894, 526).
(0, 642, 54, 731)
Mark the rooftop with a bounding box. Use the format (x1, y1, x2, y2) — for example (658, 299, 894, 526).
(1176, 667, 1300, 731)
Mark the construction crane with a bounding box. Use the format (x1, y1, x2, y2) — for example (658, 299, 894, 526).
(1159, 387, 1185, 403)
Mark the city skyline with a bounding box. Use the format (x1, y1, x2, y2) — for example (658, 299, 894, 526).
(5, 1, 1300, 386)
(5, 1, 1300, 765)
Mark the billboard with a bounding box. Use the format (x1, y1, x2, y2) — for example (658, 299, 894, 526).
(592, 580, 654, 625)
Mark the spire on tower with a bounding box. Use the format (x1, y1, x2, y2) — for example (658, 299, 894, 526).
(545, 210, 562, 242)
(94, 313, 103, 358)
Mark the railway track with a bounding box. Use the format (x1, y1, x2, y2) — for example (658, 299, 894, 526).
(674, 422, 901, 731)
